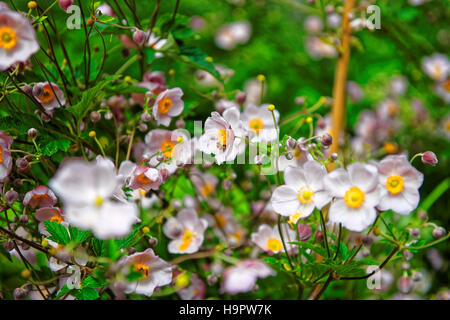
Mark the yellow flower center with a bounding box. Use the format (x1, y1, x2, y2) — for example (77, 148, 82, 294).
(0, 144, 3, 164)
(217, 129, 228, 147)
(94, 196, 103, 207)
(344, 186, 365, 209)
(160, 140, 176, 158)
(133, 263, 150, 279)
(266, 238, 283, 252)
(249, 118, 264, 133)
(289, 212, 304, 225)
(383, 142, 397, 154)
(297, 187, 314, 204)
(386, 175, 404, 195)
(215, 213, 226, 228)
(136, 172, 153, 185)
(434, 65, 442, 79)
(158, 97, 173, 114)
(50, 215, 62, 224)
(0, 27, 18, 50)
(32, 194, 49, 202)
(39, 84, 56, 104)
(228, 231, 242, 244)
(201, 184, 214, 197)
(179, 228, 195, 252)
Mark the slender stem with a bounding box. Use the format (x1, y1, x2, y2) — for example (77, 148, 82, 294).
(277, 215, 294, 270)
(333, 223, 342, 261)
(319, 210, 331, 258)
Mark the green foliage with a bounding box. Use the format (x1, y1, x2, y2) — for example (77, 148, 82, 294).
(44, 221, 71, 245)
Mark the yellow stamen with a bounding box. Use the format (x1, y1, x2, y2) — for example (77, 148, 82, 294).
(249, 118, 264, 133)
(297, 187, 314, 204)
(344, 186, 365, 209)
(215, 213, 226, 228)
(136, 172, 153, 185)
(50, 216, 62, 224)
(161, 140, 176, 158)
(0, 144, 3, 163)
(0, 27, 18, 50)
(133, 263, 150, 279)
(39, 84, 56, 104)
(217, 129, 228, 146)
(201, 184, 214, 197)
(386, 175, 404, 195)
(179, 228, 195, 252)
(94, 196, 103, 207)
(266, 238, 282, 252)
(158, 97, 173, 114)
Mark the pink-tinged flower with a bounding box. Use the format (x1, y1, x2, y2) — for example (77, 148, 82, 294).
(8, 227, 37, 264)
(152, 88, 184, 127)
(251, 223, 297, 254)
(144, 129, 193, 174)
(0, 2, 10, 10)
(241, 104, 279, 143)
(198, 111, 245, 164)
(0, 10, 39, 71)
(33, 82, 66, 110)
(163, 208, 208, 254)
(324, 163, 380, 232)
(390, 76, 408, 96)
(23, 186, 57, 209)
(49, 160, 139, 239)
(35, 207, 64, 236)
(215, 21, 251, 50)
(376, 155, 423, 215)
(190, 168, 219, 198)
(196, 65, 234, 87)
(422, 53, 449, 81)
(204, 208, 247, 247)
(304, 16, 323, 34)
(128, 166, 161, 192)
(271, 161, 331, 217)
(97, 3, 115, 17)
(120, 248, 173, 297)
(221, 259, 275, 295)
(178, 274, 206, 300)
(306, 36, 338, 59)
(146, 33, 167, 57)
(0, 130, 13, 182)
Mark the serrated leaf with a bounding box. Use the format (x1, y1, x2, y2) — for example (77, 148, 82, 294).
(55, 284, 73, 299)
(69, 226, 90, 243)
(91, 238, 106, 257)
(44, 221, 71, 245)
(115, 225, 139, 249)
(82, 276, 107, 289)
(41, 139, 71, 156)
(290, 241, 330, 258)
(73, 287, 99, 300)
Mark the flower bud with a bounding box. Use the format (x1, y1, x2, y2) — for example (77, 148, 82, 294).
(16, 158, 30, 171)
(59, 0, 73, 11)
(13, 288, 27, 300)
(403, 250, 413, 261)
(297, 224, 312, 241)
(104, 111, 113, 120)
(138, 123, 148, 132)
(132, 29, 146, 46)
(432, 226, 446, 239)
(207, 274, 217, 285)
(418, 210, 427, 220)
(141, 112, 152, 122)
(285, 152, 294, 160)
(148, 237, 158, 247)
(321, 133, 333, 148)
(421, 151, 438, 166)
(295, 96, 305, 106)
(362, 235, 373, 246)
(4, 189, 18, 205)
(410, 228, 420, 239)
(236, 91, 246, 104)
(412, 271, 422, 282)
(3, 241, 14, 252)
(27, 128, 38, 138)
(314, 230, 323, 242)
(90, 111, 101, 123)
(397, 276, 412, 294)
(222, 180, 232, 190)
(176, 119, 185, 129)
(13, 179, 23, 188)
(286, 136, 297, 150)
(22, 85, 33, 95)
(32, 84, 43, 98)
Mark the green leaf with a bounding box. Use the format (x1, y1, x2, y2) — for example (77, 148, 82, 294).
(44, 221, 71, 245)
(73, 287, 99, 300)
(67, 75, 120, 121)
(106, 239, 120, 260)
(173, 45, 223, 83)
(0, 244, 12, 262)
(82, 276, 108, 289)
(41, 139, 71, 156)
(290, 241, 330, 259)
(91, 238, 106, 257)
(55, 284, 73, 299)
(229, 187, 250, 216)
(115, 225, 140, 249)
(68, 226, 90, 243)
(170, 175, 196, 200)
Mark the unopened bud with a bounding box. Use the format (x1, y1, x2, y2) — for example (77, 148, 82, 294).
(22, 85, 33, 95)
(295, 96, 305, 106)
(132, 29, 146, 46)
(321, 133, 333, 148)
(222, 180, 232, 190)
(141, 112, 152, 122)
(397, 276, 412, 294)
(297, 224, 312, 241)
(432, 226, 446, 239)
(4, 189, 18, 205)
(206, 274, 217, 285)
(3, 241, 14, 252)
(16, 158, 29, 170)
(286, 136, 297, 150)
(27, 128, 38, 138)
(176, 119, 185, 129)
(421, 151, 438, 166)
(59, 0, 73, 11)
(362, 235, 373, 246)
(90, 111, 101, 123)
(13, 288, 27, 300)
(410, 228, 420, 239)
(285, 152, 294, 160)
(403, 250, 413, 261)
(138, 123, 148, 132)
(412, 271, 422, 282)
(236, 92, 246, 104)
(315, 231, 323, 242)
(148, 237, 158, 247)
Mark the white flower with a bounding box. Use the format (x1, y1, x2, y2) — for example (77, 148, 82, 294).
(422, 53, 449, 81)
(376, 155, 423, 215)
(241, 104, 279, 143)
(221, 259, 275, 295)
(0, 10, 39, 71)
(120, 248, 173, 297)
(271, 161, 330, 218)
(146, 33, 167, 58)
(0, 130, 13, 182)
(435, 79, 450, 103)
(128, 166, 162, 192)
(215, 21, 251, 50)
(324, 162, 381, 232)
(163, 208, 208, 254)
(33, 82, 66, 110)
(49, 159, 139, 239)
(278, 143, 314, 171)
(152, 88, 184, 127)
(198, 111, 244, 165)
(251, 223, 297, 254)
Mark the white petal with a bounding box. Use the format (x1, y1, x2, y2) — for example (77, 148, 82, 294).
(271, 185, 300, 216)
